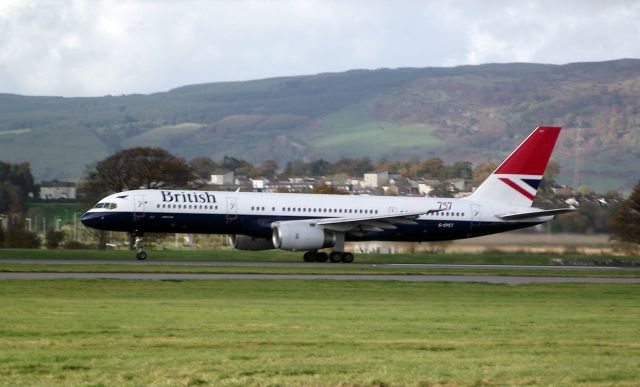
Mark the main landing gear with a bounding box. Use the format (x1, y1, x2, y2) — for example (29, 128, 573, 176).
(132, 232, 147, 260)
(302, 232, 353, 263)
(303, 251, 354, 263)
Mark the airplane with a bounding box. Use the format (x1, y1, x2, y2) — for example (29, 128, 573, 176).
(81, 126, 577, 262)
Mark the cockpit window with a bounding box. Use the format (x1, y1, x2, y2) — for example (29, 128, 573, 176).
(94, 202, 117, 209)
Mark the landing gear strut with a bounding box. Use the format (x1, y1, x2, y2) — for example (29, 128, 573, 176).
(132, 232, 147, 260)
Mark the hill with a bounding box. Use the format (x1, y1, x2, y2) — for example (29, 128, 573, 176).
(1, 59, 639, 192)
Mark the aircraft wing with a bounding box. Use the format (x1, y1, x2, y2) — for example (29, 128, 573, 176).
(306, 210, 428, 234)
(496, 207, 579, 220)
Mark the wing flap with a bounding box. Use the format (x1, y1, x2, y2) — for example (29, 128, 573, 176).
(497, 207, 578, 220)
(303, 210, 426, 233)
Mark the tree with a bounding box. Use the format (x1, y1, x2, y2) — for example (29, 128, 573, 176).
(46, 229, 65, 249)
(82, 147, 194, 251)
(0, 161, 35, 214)
(189, 156, 218, 180)
(251, 160, 278, 177)
(611, 180, 640, 253)
(83, 147, 195, 198)
(311, 183, 349, 195)
(4, 220, 40, 248)
(473, 162, 497, 187)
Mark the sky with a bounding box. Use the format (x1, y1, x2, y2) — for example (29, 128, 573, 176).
(1, 0, 639, 97)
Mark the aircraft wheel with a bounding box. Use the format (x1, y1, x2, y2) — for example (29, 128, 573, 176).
(303, 251, 317, 262)
(329, 251, 342, 263)
(341, 252, 354, 263)
(315, 252, 328, 263)
(136, 251, 148, 261)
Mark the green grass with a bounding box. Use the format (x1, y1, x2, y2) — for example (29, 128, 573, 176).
(127, 122, 203, 148)
(0, 280, 638, 385)
(308, 100, 442, 157)
(0, 128, 31, 136)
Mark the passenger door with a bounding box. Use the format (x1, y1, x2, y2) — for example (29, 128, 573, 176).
(226, 197, 238, 222)
(133, 195, 146, 222)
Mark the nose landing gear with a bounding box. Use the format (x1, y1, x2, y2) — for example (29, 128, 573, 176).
(132, 232, 147, 260)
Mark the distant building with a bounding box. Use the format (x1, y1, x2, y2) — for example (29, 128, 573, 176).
(210, 172, 234, 186)
(364, 171, 389, 188)
(40, 180, 76, 200)
(416, 179, 440, 196)
(449, 178, 473, 192)
(263, 177, 320, 193)
(251, 177, 270, 190)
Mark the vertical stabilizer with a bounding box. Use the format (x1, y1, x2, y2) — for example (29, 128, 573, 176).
(470, 126, 561, 207)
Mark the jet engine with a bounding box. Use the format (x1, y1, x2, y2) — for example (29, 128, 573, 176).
(229, 234, 274, 250)
(272, 221, 336, 251)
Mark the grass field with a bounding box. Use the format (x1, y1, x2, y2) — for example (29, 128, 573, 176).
(0, 280, 638, 386)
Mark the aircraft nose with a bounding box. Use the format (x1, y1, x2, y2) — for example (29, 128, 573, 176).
(80, 212, 101, 229)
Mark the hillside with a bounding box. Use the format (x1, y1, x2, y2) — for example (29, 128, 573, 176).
(1, 59, 639, 191)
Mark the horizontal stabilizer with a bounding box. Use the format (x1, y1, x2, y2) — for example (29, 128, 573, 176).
(497, 207, 579, 220)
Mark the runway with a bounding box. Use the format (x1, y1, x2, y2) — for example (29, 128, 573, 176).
(1, 271, 639, 284)
(1, 259, 638, 271)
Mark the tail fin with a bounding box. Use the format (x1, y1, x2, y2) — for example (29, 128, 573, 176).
(470, 126, 561, 207)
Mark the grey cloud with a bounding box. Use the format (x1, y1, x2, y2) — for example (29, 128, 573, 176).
(0, 0, 638, 96)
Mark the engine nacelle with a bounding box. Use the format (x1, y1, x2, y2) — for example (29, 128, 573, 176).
(272, 221, 336, 251)
(229, 234, 274, 251)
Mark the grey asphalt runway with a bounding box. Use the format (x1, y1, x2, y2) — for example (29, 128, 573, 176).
(1, 259, 638, 271)
(1, 272, 639, 284)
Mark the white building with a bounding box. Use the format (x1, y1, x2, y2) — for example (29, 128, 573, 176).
(251, 178, 270, 190)
(363, 171, 389, 188)
(417, 179, 440, 196)
(40, 181, 77, 200)
(210, 172, 234, 185)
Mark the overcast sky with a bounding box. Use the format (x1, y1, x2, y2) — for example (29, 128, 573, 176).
(1, 0, 639, 97)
